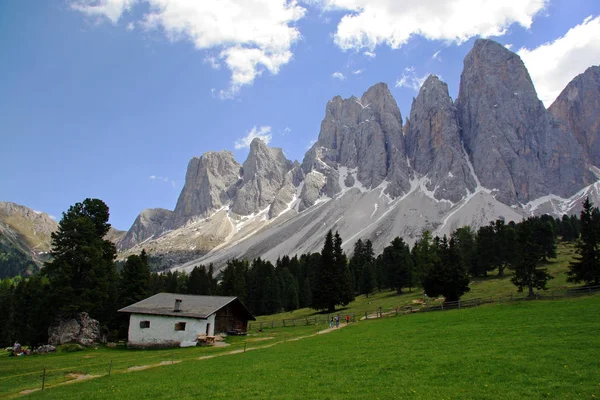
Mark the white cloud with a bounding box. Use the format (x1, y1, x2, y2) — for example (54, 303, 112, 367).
(281, 127, 292, 135)
(363, 51, 376, 58)
(353, 69, 364, 74)
(311, 0, 548, 51)
(149, 175, 176, 187)
(204, 55, 221, 70)
(518, 15, 600, 107)
(505, 43, 513, 50)
(126, 22, 135, 31)
(71, 0, 307, 96)
(71, 0, 137, 23)
(235, 126, 273, 149)
(432, 50, 441, 61)
(395, 66, 428, 92)
(49, 215, 57, 221)
(332, 71, 346, 80)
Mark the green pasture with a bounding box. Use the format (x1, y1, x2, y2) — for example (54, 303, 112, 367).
(6, 294, 599, 399)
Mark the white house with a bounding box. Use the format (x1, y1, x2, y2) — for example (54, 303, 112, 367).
(119, 293, 255, 348)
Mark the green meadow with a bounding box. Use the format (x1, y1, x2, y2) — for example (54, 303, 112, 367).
(2, 242, 599, 399)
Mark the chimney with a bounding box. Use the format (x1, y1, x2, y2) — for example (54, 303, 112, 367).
(174, 299, 182, 312)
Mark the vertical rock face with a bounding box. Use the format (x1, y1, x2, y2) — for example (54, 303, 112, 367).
(231, 138, 294, 216)
(172, 151, 241, 226)
(302, 82, 410, 200)
(549, 66, 600, 167)
(117, 208, 173, 250)
(456, 39, 590, 204)
(405, 75, 477, 202)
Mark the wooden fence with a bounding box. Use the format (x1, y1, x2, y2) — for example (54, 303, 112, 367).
(248, 285, 600, 331)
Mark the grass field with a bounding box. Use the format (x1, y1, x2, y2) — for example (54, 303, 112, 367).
(2, 242, 597, 399)
(3, 295, 598, 399)
(253, 242, 580, 326)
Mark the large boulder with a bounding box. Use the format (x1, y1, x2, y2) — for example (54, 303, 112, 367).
(48, 312, 103, 346)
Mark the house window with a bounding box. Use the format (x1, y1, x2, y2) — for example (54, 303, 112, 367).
(175, 322, 187, 331)
(139, 321, 150, 329)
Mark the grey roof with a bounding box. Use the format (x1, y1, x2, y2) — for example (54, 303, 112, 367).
(118, 293, 255, 320)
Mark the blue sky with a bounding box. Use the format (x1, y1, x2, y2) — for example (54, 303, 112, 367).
(1, 0, 599, 231)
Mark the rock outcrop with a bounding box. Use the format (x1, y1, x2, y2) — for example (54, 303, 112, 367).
(118, 208, 173, 250)
(405, 75, 477, 202)
(171, 151, 241, 226)
(456, 38, 591, 205)
(48, 312, 103, 346)
(302, 82, 410, 203)
(232, 138, 294, 216)
(549, 65, 600, 167)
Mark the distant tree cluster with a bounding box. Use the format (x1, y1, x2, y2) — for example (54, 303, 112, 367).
(1, 196, 597, 348)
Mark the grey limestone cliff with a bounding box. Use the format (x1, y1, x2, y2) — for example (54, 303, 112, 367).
(405, 75, 477, 202)
(456, 39, 591, 204)
(231, 138, 294, 216)
(549, 65, 600, 167)
(118, 208, 173, 250)
(172, 151, 241, 226)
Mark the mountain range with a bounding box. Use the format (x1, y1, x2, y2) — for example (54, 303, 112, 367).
(3, 39, 599, 276)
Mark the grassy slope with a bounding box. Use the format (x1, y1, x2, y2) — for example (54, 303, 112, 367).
(254, 242, 579, 324)
(14, 295, 600, 399)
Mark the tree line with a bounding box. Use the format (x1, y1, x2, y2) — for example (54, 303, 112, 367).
(1, 197, 598, 347)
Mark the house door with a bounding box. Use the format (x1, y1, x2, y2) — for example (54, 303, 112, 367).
(206, 323, 211, 336)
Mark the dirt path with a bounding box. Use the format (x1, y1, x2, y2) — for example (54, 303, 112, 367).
(15, 324, 349, 396)
(18, 373, 101, 396)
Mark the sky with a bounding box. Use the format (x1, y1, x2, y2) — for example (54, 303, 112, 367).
(1, 0, 600, 231)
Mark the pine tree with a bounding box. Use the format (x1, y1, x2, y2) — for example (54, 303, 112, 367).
(568, 197, 600, 286)
(382, 237, 414, 294)
(44, 198, 118, 325)
(312, 231, 337, 312)
(511, 217, 554, 296)
(421, 236, 470, 302)
(360, 261, 376, 298)
(119, 252, 150, 306)
(334, 231, 354, 306)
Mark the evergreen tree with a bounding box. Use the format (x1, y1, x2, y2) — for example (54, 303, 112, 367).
(559, 214, 576, 242)
(382, 237, 414, 294)
(360, 261, 377, 298)
(218, 259, 248, 303)
(118, 252, 150, 307)
(349, 239, 365, 293)
(452, 227, 477, 277)
(412, 230, 436, 282)
(43, 198, 118, 325)
(334, 232, 354, 306)
(421, 236, 470, 302)
(511, 217, 554, 296)
(568, 197, 600, 286)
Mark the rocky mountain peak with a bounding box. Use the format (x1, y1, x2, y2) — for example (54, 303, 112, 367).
(302, 82, 409, 203)
(405, 74, 477, 202)
(549, 65, 600, 167)
(118, 208, 173, 250)
(231, 139, 294, 216)
(171, 150, 241, 226)
(457, 38, 591, 204)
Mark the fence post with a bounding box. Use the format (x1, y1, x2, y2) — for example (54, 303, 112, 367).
(271, 321, 274, 329)
(458, 301, 461, 309)
(441, 302, 444, 311)
(395, 307, 398, 316)
(379, 307, 382, 318)
(365, 311, 368, 320)
(42, 368, 46, 392)
(109, 360, 113, 377)
(283, 320, 286, 327)
(476, 298, 479, 307)
(171, 353, 174, 365)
